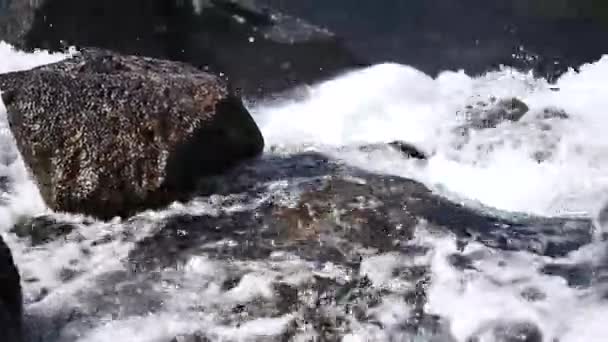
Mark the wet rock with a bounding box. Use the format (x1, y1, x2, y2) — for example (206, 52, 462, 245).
(534, 107, 569, 120)
(388, 141, 428, 160)
(19, 151, 595, 339)
(469, 321, 543, 342)
(10, 215, 77, 246)
(169, 0, 366, 99)
(170, 335, 209, 342)
(356, 141, 428, 160)
(540, 262, 593, 288)
(0, 235, 22, 342)
(129, 152, 593, 274)
(0, 0, 168, 57)
(0, 48, 264, 219)
(492, 321, 543, 342)
(0, 0, 364, 99)
(520, 287, 546, 302)
(466, 97, 530, 130)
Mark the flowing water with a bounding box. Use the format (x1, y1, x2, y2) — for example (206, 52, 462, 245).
(2, 41, 608, 341)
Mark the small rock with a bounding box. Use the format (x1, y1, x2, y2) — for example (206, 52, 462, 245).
(535, 107, 569, 120)
(492, 321, 543, 342)
(470, 97, 530, 130)
(0, 0, 364, 99)
(170, 334, 208, 342)
(10, 215, 76, 246)
(388, 141, 428, 160)
(520, 287, 546, 302)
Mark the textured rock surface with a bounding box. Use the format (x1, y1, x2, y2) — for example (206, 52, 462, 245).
(0, 235, 22, 342)
(12, 151, 593, 341)
(0, 48, 264, 219)
(0, 0, 364, 99)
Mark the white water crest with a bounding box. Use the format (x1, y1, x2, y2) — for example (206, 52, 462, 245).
(1, 41, 608, 341)
(253, 58, 608, 218)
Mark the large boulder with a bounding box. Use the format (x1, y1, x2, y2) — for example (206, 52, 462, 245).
(0, 235, 22, 342)
(0, 48, 264, 219)
(0, 0, 365, 99)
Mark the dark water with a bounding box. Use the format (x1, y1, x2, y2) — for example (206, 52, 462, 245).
(261, 0, 608, 79)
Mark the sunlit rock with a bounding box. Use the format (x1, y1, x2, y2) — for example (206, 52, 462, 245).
(0, 48, 264, 219)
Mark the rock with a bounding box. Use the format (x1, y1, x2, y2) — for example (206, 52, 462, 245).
(0, 235, 22, 342)
(0, 0, 364, 99)
(128, 152, 593, 273)
(388, 140, 428, 159)
(10, 151, 595, 339)
(0, 48, 264, 219)
(466, 97, 530, 130)
(10, 215, 79, 246)
(534, 107, 569, 120)
(169, 0, 366, 99)
(356, 141, 428, 160)
(491, 321, 543, 342)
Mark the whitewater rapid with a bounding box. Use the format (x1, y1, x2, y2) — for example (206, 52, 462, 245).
(253, 58, 608, 218)
(2, 42, 608, 341)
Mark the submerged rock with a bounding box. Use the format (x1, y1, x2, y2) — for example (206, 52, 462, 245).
(129, 151, 592, 273)
(388, 140, 428, 159)
(0, 48, 264, 219)
(11, 151, 595, 340)
(0, 0, 364, 99)
(464, 97, 530, 130)
(356, 141, 429, 160)
(0, 235, 22, 342)
(469, 320, 543, 342)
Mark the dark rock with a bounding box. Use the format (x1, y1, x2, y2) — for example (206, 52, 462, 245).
(0, 0, 168, 57)
(466, 97, 530, 130)
(540, 262, 593, 288)
(468, 321, 543, 342)
(170, 335, 209, 342)
(168, 0, 366, 99)
(128, 152, 593, 274)
(356, 141, 428, 160)
(14, 150, 595, 339)
(492, 321, 543, 342)
(10, 215, 77, 246)
(0, 48, 264, 220)
(0, 235, 22, 342)
(535, 107, 569, 120)
(388, 141, 428, 160)
(0, 0, 364, 99)
(520, 287, 546, 302)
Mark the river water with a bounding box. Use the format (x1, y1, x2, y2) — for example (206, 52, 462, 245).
(2, 19, 608, 341)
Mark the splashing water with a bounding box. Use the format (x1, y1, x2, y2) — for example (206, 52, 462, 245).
(2, 41, 608, 341)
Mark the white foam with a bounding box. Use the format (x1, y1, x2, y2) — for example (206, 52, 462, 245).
(0, 42, 73, 231)
(0, 42, 71, 74)
(423, 233, 608, 342)
(252, 56, 608, 217)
